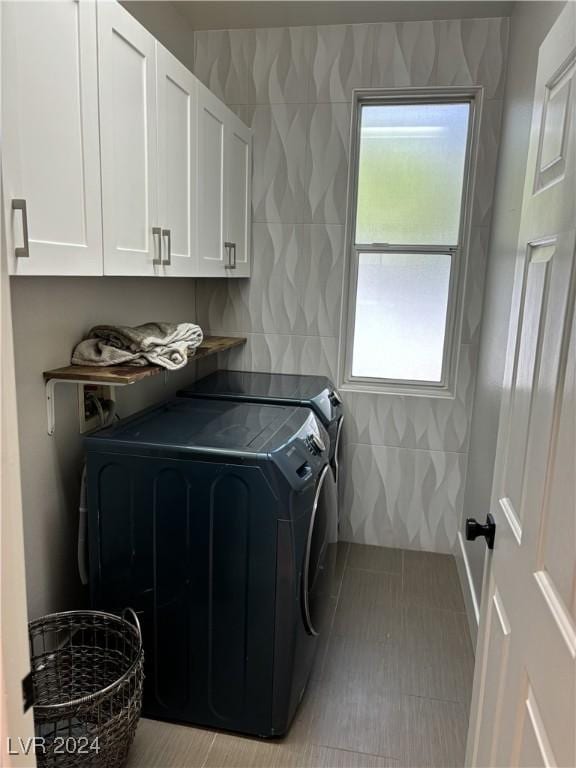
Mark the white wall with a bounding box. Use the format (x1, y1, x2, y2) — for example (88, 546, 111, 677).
(457, 0, 566, 637)
(10, 278, 214, 620)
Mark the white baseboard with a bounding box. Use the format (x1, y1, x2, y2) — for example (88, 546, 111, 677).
(456, 531, 480, 647)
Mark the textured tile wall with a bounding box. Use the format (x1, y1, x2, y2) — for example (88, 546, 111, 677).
(194, 17, 508, 554)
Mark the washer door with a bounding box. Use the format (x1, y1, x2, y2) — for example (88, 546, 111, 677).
(302, 465, 333, 636)
(330, 415, 344, 484)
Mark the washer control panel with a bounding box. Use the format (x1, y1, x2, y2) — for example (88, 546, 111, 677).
(305, 433, 326, 456)
(272, 410, 330, 490)
(329, 389, 342, 406)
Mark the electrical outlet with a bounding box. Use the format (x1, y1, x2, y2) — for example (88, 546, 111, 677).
(78, 384, 116, 434)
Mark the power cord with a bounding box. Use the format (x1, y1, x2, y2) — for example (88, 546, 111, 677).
(85, 392, 117, 427)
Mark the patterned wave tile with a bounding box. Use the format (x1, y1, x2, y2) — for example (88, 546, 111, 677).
(371, 17, 509, 99)
(195, 224, 301, 334)
(462, 227, 490, 345)
(305, 103, 352, 225)
(309, 24, 376, 103)
(339, 442, 467, 553)
(196, 224, 344, 337)
(472, 99, 503, 229)
(214, 332, 339, 380)
(195, 26, 313, 105)
(195, 18, 508, 105)
(251, 26, 313, 104)
(299, 224, 345, 335)
(194, 29, 255, 105)
(340, 344, 477, 453)
(437, 17, 508, 99)
(229, 104, 257, 124)
(248, 103, 308, 223)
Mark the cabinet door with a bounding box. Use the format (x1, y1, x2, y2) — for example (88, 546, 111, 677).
(225, 115, 252, 278)
(156, 45, 197, 277)
(196, 83, 227, 277)
(98, 2, 160, 276)
(2, 1, 102, 276)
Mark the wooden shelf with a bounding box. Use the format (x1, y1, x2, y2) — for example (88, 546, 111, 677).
(43, 336, 246, 385)
(43, 336, 246, 435)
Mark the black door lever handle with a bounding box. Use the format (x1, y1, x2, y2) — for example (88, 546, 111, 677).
(465, 513, 496, 550)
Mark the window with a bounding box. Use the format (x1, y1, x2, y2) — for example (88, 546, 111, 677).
(340, 89, 479, 396)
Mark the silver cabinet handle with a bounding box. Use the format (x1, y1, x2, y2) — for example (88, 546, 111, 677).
(152, 226, 162, 266)
(224, 241, 237, 270)
(12, 199, 30, 258)
(224, 241, 234, 269)
(162, 229, 171, 266)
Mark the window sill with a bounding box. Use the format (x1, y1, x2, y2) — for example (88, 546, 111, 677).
(339, 381, 457, 399)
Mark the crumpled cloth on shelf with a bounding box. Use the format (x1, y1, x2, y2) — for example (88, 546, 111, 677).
(71, 322, 204, 371)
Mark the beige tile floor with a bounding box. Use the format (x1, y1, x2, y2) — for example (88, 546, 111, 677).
(127, 544, 474, 768)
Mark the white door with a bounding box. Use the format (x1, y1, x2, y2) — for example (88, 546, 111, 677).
(2, 0, 102, 276)
(1, 5, 36, 756)
(196, 83, 227, 277)
(156, 44, 197, 278)
(226, 115, 252, 278)
(98, 1, 160, 276)
(466, 6, 575, 767)
(1, 193, 37, 768)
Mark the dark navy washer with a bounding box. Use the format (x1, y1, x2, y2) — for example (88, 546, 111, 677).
(85, 397, 333, 738)
(178, 370, 344, 484)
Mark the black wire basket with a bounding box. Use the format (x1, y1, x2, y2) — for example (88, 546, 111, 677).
(28, 609, 144, 768)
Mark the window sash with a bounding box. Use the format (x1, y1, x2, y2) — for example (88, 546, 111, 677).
(344, 245, 460, 389)
(339, 87, 481, 397)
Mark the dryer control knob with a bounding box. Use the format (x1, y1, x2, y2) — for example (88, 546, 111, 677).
(329, 389, 343, 405)
(307, 433, 326, 455)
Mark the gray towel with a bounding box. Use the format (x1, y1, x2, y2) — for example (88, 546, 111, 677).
(71, 322, 203, 371)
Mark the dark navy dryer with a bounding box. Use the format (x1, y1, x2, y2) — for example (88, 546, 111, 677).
(178, 371, 344, 483)
(85, 397, 333, 737)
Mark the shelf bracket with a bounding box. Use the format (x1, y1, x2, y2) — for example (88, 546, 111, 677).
(45, 378, 130, 436)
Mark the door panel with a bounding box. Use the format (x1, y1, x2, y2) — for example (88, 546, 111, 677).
(499, 251, 549, 534)
(474, 585, 511, 768)
(467, 6, 575, 767)
(226, 116, 252, 277)
(514, 684, 556, 768)
(538, 310, 575, 622)
(534, 57, 575, 193)
(498, 238, 568, 543)
(98, 2, 159, 276)
(196, 84, 227, 277)
(157, 44, 197, 277)
(2, 0, 102, 275)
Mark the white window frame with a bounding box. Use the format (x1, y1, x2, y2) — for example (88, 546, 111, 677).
(338, 86, 483, 398)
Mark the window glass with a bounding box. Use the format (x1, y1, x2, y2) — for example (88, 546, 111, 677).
(351, 252, 452, 382)
(355, 103, 470, 246)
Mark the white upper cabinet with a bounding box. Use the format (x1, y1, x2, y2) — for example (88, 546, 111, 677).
(156, 45, 198, 278)
(226, 115, 252, 278)
(2, 0, 250, 279)
(196, 84, 252, 277)
(2, 0, 103, 276)
(97, 1, 160, 276)
(196, 84, 228, 277)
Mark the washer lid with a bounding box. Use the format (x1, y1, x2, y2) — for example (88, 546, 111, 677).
(179, 370, 341, 427)
(84, 397, 308, 456)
